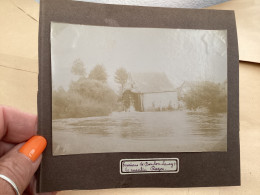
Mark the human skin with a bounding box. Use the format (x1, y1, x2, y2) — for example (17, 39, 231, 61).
(0, 106, 55, 195)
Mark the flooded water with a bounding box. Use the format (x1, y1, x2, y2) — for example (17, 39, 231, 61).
(52, 111, 227, 155)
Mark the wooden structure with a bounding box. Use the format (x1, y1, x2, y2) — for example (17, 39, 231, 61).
(123, 72, 178, 112)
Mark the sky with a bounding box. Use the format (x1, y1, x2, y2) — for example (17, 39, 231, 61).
(51, 22, 227, 91)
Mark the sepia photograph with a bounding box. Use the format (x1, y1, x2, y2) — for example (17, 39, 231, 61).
(51, 22, 227, 155)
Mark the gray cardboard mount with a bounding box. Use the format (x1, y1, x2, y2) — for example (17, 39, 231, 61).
(37, 0, 240, 192)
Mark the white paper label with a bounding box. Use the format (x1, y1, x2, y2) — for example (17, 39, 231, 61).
(120, 158, 179, 174)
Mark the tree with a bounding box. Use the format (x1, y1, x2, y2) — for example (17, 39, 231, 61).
(67, 78, 118, 118)
(114, 68, 128, 93)
(52, 87, 68, 119)
(88, 64, 107, 82)
(53, 77, 119, 119)
(182, 81, 227, 113)
(71, 59, 86, 77)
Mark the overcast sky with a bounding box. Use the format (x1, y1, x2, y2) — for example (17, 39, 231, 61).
(51, 22, 227, 91)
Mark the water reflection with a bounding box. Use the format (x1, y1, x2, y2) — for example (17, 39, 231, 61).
(53, 110, 227, 155)
(186, 111, 226, 137)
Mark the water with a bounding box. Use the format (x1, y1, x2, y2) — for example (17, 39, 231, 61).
(52, 110, 227, 155)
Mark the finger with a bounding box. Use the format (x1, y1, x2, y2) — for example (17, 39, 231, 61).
(0, 136, 47, 194)
(0, 141, 15, 157)
(0, 106, 37, 143)
(23, 176, 36, 195)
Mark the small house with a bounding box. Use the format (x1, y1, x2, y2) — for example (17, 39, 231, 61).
(122, 72, 178, 112)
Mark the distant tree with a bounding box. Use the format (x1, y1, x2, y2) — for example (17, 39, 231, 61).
(52, 62, 122, 119)
(114, 68, 128, 93)
(71, 59, 86, 77)
(182, 81, 227, 113)
(68, 77, 118, 117)
(88, 65, 107, 82)
(52, 87, 68, 119)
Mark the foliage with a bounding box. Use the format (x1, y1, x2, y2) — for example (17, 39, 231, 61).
(52, 87, 69, 119)
(88, 64, 107, 82)
(71, 59, 86, 77)
(114, 67, 128, 93)
(53, 65, 118, 119)
(182, 81, 227, 113)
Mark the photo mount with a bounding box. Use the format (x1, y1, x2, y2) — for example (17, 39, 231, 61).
(37, 0, 240, 192)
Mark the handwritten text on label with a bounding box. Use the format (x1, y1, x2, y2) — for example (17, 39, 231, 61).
(120, 158, 179, 174)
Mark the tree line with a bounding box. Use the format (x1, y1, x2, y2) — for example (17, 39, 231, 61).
(181, 81, 227, 113)
(52, 59, 128, 119)
(52, 59, 227, 119)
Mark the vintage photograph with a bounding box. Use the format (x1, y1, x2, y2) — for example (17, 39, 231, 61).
(51, 22, 227, 155)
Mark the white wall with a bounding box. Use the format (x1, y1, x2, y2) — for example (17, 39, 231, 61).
(143, 92, 178, 111)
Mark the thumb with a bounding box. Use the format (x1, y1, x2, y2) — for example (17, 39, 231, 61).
(0, 136, 47, 194)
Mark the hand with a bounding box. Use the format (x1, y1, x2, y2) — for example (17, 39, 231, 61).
(0, 106, 54, 195)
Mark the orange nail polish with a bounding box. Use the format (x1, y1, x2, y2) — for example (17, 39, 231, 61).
(19, 136, 47, 162)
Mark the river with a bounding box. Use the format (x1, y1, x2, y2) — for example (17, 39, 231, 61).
(52, 110, 227, 155)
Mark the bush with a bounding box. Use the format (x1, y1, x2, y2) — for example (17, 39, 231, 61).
(182, 81, 227, 113)
(52, 78, 118, 119)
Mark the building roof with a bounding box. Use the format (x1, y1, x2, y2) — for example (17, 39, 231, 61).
(127, 72, 175, 93)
